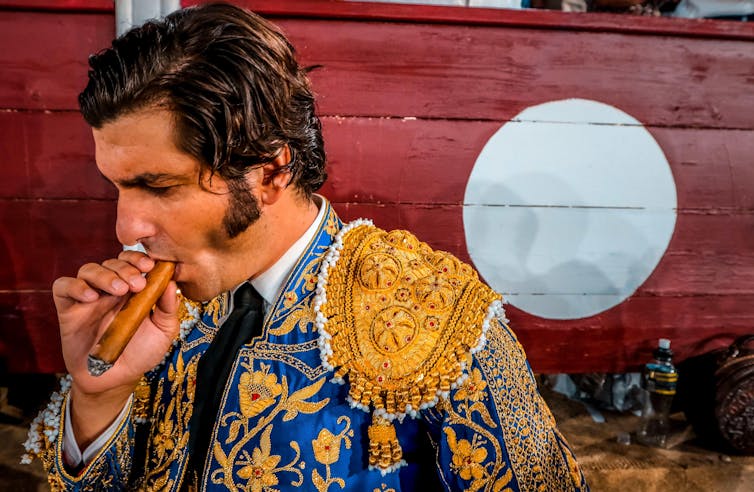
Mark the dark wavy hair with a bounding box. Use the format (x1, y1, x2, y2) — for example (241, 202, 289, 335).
(79, 2, 326, 197)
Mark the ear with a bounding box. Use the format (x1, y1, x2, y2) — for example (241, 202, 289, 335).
(259, 145, 293, 205)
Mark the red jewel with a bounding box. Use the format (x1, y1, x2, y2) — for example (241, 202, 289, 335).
(387, 281, 392, 286)
(383, 362, 390, 368)
(377, 376, 384, 383)
(366, 305, 370, 310)
(430, 304, 435, 309)
(443, 267, 448, 272)
(325, 445, 331, 451)
(406, 336, 412, 342)
(386, 322, 392, 327)
(429, 322, 435, 327)
(251, 393, 261, 401)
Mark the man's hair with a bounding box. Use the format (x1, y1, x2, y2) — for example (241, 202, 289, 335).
(79, 2, 326, 196)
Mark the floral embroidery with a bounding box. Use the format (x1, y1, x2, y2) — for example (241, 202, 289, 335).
(236, 427, 284, 491)
(445, 427, 513, 492)
(311, 416, 353, 491)
(302, 273, 318, 292)
(447, 429, 488, 482)
(239, 367, 283, 418)
(325, 215, 339, 236)
(283, 291, 298, 309)
(454, 368, 488, 403)
(211, 364, 329, 490)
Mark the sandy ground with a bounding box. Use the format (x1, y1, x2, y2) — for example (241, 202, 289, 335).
(1, 385, 752, 491)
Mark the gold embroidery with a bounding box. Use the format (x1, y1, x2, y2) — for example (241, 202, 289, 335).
(239, 368, 283, 419)
(454, 368, 488, 404)
(210, 363, 328, 490)
(445, 428, 488, 485)
(283, 291, 298, 309)
(268, 303, 316, 337)
(325, 215, 338, 236)
(476, 318, 583, 490)
(367, 415, 403, 471)
(132, 376, 152, 422)
(202, 291, 230, 328)
(311, 416, 353, 491)
(373, 484, 397, 492)
(144, 350, 198, 490)
(234, 426, 284, 491)
(321, 225, 500, 471)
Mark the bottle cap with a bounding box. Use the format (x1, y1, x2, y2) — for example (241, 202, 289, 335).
(658, 338, 671, 349)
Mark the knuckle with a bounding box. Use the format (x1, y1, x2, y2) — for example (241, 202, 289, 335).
(77, 263, 99, 277)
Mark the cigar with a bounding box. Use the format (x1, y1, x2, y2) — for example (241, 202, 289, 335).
(87, 261, 176, 376)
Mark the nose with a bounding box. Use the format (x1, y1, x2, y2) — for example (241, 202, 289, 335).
(115, 191, 157, 247)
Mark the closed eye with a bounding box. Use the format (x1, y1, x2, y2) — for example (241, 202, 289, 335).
(143, 185, 176, 196)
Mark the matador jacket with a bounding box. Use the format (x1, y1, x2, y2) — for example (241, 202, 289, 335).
(26, 200, 589, 492)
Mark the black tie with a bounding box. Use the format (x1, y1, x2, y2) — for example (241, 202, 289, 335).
(187, 282, 264, 478)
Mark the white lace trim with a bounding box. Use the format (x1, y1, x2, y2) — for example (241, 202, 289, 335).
(22, 375, 72, 464)
(313, 218, 373, 373)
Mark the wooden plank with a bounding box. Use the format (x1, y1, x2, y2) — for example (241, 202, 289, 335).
(0, 200, 119, 291)
(7, 112, 753, 211)
(513, 294, 754, 372)
(279, 18, 754, 128)
(3, 10, 753, 130)
(0, 111, 112, 200)
(0, 292, 61, 374)
(320, 117, 754, 211)
(187, 0, 754, 41)
(0, 11, 113, 110)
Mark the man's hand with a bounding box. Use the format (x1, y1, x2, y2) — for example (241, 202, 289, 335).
(53, 250, 179, 448)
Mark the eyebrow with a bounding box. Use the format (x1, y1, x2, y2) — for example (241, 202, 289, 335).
(114, 173, 186, 188)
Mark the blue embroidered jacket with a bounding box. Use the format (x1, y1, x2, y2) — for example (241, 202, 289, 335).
(37, 200, 588, 492)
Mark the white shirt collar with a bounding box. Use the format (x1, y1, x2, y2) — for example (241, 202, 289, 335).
(249, 195, 326, 306)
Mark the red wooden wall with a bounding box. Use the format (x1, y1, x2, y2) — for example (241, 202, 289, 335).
(1, 0, 753, 374)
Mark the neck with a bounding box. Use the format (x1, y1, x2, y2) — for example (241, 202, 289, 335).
(239, 193, 319, 282)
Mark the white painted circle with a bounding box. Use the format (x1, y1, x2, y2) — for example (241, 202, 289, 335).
(463, 98, 677, 320)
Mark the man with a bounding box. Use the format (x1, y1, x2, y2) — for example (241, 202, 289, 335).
(24, 3, 588, 491)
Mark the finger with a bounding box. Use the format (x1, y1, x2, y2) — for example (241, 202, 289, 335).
(77, 262, 131, 296)
(151, 280, 180, 336)
(102, 258, 147, 292)
(52, 276, 100, 308)
(116, 250, 155, 273)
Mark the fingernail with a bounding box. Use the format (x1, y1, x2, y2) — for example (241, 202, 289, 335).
(139, 258, 153, 269)
(112, 279, 128, 291)
(129, 276, 146, 289)
(84, 289, 98, 301)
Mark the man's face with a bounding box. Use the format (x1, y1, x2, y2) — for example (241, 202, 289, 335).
(93, 108, 260, 301)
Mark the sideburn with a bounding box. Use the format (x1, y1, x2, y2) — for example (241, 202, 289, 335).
(223, 176, 261, 238)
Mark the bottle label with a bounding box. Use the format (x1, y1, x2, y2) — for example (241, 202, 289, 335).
(645, 363, 677, 396)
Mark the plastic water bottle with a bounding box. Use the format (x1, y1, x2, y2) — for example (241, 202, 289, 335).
(636, 338, 678, 447)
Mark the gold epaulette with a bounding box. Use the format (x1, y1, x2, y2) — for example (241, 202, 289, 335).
(316, 222, 501, 473)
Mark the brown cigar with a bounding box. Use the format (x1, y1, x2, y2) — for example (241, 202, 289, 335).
(87, 261, 176, 376)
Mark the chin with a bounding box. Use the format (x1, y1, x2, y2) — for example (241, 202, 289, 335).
(177, 281, 219, 303)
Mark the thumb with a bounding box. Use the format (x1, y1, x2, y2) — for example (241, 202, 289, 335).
(151, 280, 179, 337)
